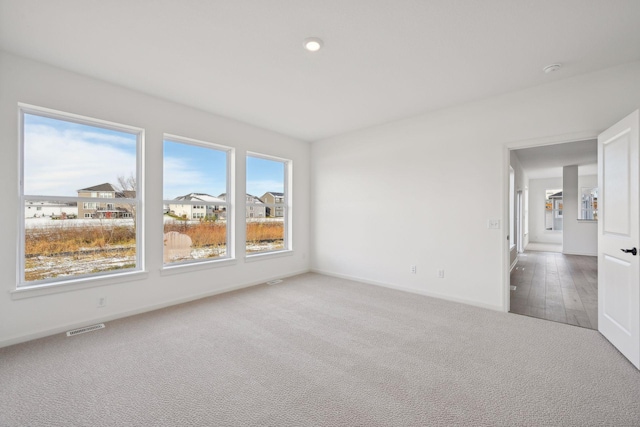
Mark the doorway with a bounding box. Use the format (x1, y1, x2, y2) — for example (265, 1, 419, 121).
(507, 138, 598, 329)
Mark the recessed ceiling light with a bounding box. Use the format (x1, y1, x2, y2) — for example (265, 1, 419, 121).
(543, 63, 562, 74)
(304, 37, 323, 52)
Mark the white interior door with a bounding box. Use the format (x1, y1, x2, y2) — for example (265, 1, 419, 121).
(598, 110, 640, 369)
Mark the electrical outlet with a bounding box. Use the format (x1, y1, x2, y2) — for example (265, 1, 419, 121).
(437, 269, 445, 278)
(98, 296, 107, 308)
(488, 219, 500, 229)
(410, 265, 417, 274)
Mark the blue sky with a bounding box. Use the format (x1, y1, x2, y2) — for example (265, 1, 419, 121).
(24, 113, 284, 200)
(246, 156, 284, 197)
(23, 113, 137, 197)
(163, 140, 227, 199)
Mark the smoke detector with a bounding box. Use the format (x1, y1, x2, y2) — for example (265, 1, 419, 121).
(543, 63, 562, 74)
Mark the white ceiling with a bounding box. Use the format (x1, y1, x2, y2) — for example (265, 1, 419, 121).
(513, 140, 597, 179)
(1, 1, 639, 141)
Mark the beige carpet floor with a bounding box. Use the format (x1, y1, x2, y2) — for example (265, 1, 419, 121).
(1, 273, 639, 426)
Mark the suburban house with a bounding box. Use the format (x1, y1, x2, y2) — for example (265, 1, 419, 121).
(168, 192, 226, 220)
(217, 193, 266, 218)
(260, 191, 285, 217)
(2, 2, 640, 426)
(544, 190, 563, 231)
(76, 183, 134, 219)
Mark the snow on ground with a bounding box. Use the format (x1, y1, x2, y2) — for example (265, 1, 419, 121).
(25, 217, 134, 228)
(25, 215, 283, 229)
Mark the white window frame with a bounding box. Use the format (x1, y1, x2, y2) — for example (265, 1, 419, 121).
(162, 134, 234, 268)
(18, 104, 144, 289)
(246, 152, 292, 257)
(544, 189, 563, 232)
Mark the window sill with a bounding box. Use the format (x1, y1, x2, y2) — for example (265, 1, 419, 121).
(245, 250, 293, 263)
(11, 270, 148, 300)
(161, 258, 237, 275)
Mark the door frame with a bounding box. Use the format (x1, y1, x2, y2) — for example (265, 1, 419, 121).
(502, 131, 599, 312)
(516, 190, 524, 253)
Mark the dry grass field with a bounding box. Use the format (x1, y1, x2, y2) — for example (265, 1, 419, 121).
(24, 218, 285, 281)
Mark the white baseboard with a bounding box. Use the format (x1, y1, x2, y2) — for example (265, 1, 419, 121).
(510, 257, 518, 272)
(310, 268, 503, 312)
(562, 250, 597, 257)
(0, 268, 310, 349)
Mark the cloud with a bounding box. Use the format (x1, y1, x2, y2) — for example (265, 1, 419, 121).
(162, 156, 222, 199)
(23, 124, 137, 196)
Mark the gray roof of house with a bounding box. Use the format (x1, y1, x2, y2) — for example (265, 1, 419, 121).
(78, 183, 117, 192)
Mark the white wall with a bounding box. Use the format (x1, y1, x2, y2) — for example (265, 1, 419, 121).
(527, 173, 598, 253)
(0, 52, 311, 347)
(528, 177, 564, 245)
(311, 60, 640, 311)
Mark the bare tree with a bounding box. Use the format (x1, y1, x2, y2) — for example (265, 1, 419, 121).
(116, 174, 137, 232)
(116, 174, 136, 197)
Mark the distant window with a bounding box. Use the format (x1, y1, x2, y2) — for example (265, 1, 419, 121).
(20, 105, 142, 287)
(246, 154, 291, 255)
(163, 136, 231, 266)
(580, 187, 598, 220)
(545, 189, 563, 231)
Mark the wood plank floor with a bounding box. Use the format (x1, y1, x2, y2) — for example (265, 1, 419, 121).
(510, 251, 597, 330)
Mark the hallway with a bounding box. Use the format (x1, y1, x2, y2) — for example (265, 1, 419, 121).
(510, 251, 597, 329)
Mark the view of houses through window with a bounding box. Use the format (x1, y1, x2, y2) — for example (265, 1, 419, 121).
(21, 107, 141, 285)
(20, 106, 292, 287)
(246, 154, 289, 254)
(580, 187, 598, 220)
(545, 189, 563, 231)
(163, 137, 230, 265)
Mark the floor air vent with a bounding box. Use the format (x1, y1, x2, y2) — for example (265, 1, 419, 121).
(66, 323, 105, 337)
(266, 279, 283, 285)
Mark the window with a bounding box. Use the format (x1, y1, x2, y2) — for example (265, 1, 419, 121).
(524, 187, 529, 235)
(246, 153, 291, 255)
(163, 135, 231, 266)
(580, 187, 598, 220)
(20, 105, 142, 286)
(545, 189, 563, 231)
